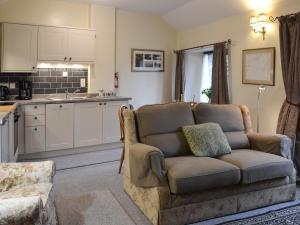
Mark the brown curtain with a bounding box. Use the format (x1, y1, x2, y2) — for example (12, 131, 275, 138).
(174, 51, 185, 101)
(276, 12, 300, 173)
(211, 43, 229, 104)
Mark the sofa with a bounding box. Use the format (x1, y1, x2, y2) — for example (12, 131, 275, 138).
(0, 161, 57, 225)
(123, 102, 296, 225)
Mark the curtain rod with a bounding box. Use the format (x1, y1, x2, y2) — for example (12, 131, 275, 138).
(269, 12, 297, 22)
(174, 39, 231, 54)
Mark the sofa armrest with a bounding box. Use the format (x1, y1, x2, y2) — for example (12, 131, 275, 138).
(129, 143, 167, 187)
(247, 133, 292, 159)
(0, 197, 42, 225)
(0, 161, 55, 192)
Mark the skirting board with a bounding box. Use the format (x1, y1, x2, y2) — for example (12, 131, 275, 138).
(18, 142, 123, 161)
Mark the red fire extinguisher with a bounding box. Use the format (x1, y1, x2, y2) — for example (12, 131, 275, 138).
(114, 72, 119, 89)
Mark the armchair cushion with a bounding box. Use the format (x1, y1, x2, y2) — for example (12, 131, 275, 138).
(129, 143, 167, 187)
(182, 123, 231, 157)
(218, 150, 294, 184)
(165, 156, 240, 194)
(247, 133, 292, 159)
(0, 161, 55, 192)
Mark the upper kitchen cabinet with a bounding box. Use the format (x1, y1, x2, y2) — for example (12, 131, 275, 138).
(38, 26, 96, 63)
(0, 23, 38, 72)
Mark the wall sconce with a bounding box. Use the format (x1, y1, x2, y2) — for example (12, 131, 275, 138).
(250, 13, 270, 40)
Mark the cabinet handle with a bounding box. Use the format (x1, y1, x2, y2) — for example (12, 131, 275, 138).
(64, 57, 67, 61)
(32, 66, 36, 69)
(34, 128, 38, 131)
(69, 57, 72, 61)
(34, 106, 38, 109)
(99, 103, 102, 106)
(59, 105, 63, 108)
(34, 116, 38, 120)
(104, 103, 107, 105)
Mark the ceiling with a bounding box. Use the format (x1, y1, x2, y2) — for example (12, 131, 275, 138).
(57, 0, 295, 30)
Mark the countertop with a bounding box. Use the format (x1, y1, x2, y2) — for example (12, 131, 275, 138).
(0, 96, 132, 125)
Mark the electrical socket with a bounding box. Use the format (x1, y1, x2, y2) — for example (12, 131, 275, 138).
(80, 78, 86, 88)
(62, 71, 68, 77)
(9, 82, 16, 89)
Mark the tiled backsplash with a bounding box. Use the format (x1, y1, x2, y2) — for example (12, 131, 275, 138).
(0, 68, 88, 96)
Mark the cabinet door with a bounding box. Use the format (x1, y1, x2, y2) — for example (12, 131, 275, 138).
(46, 104, 74, 151)
(25, 126, 45, 154)
(38, 26, 67, 61)
(74, 102, 102, 148)
(1, 23, 37, 72)
(102, 101, 127, 144)
(0, 119, 9, 162)
(67, 29, 95, 62)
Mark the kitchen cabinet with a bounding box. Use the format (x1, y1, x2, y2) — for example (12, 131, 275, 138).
(46, 103, 74, 151)
(25, 126, 45, 154)
(0, 118, 9, 162)
(74, 102, 102, 147)
(38, 26, 67, 61)
(1, 23, 38, 72)
(102, 101, 125, 144)
(38, 26, 95, 63)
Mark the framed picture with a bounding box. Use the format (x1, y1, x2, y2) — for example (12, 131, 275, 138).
(131, 49, 164, 72)
(242, 47, 275, 86)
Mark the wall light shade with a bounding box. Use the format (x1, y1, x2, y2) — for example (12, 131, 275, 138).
(250, 13, 270, 40)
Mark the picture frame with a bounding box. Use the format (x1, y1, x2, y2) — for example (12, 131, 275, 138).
(131, 49, 165, 72)
(242, 47, 275, 86)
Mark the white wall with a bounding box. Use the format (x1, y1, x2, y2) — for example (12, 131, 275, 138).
(0, 0, 89, 28)
(116, 10, 177, 108)
(89, 5, 116, 92)
(177, 1, 300, 133)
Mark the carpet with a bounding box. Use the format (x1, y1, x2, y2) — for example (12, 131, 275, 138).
(53, 151, 300, 225)
(55, 189, 135, 225)
(220, 204, 300, 225)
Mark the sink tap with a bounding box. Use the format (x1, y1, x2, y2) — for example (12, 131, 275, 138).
(65, 90, 69, 99)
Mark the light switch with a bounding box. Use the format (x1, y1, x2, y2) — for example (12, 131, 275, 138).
(80, 78, 86, 87)
(10, 83, 16, 89)
(62, 71, 68, 77)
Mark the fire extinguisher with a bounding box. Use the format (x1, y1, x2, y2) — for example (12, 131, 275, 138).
(114, 72, 119, 89)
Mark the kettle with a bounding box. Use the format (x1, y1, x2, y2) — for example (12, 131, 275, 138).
(0, 85, 10, 100)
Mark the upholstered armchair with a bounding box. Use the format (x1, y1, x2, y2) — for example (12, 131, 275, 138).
(0, 161, 57, 225)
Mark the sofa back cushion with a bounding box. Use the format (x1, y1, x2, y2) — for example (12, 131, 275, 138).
(135, 103, 195, 157)
(193, 104, 249, 149)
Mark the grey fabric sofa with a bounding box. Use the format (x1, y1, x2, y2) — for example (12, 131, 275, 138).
(123, 102, 296, 225)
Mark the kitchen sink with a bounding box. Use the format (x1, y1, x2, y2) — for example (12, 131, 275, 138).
(46, 97, 66, 101)
(46, 96, 88, 101)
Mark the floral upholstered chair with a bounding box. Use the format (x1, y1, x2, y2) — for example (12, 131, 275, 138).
(0, 161, 57, 225)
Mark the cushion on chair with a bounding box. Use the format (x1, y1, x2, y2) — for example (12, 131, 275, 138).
(182, 123, 231, 157)
(165, 156, 241, 194)
(218, 149, 294, 184)
(135, 103, 195, 157)
(193, 104, 250, 149)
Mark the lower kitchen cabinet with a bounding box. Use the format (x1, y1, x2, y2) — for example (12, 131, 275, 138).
(102, 101, 124, 144)
(74, 102, 102, 147)
(0, 119, 9, 162)
(46, 103, 74, 151)
(25, 126, 45, 153)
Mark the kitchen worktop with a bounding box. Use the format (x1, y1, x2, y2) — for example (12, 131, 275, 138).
(0, 96, 132, 125)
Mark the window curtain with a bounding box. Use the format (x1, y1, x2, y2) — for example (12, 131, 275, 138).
(211, 43, 229, 104)
(174, 51, 185, 101)
(276, 12, 300, 173)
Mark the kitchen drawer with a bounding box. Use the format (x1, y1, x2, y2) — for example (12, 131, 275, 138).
(24, 104, 45, 115)
(25, 115, 45, 127)
(25, 126, 45, 153)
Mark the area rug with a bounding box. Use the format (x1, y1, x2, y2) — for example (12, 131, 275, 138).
(55, 189, 136, 225)
(220, 204, 300, 225)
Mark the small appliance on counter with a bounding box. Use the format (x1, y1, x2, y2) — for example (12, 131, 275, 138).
(16, 80, 32, 100)
(0, 85, 10, 100)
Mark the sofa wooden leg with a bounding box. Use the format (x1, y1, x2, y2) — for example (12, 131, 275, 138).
(119, 147, 125, 174)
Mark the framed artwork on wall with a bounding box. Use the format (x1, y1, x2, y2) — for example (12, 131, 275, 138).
(131, 49, 165, 72)
(242, 47, 275, 86)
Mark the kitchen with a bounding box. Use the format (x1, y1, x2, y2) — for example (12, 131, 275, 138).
(0, 22, 131, 162)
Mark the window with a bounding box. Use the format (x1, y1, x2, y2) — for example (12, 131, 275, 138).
(184, 49, 213, 103)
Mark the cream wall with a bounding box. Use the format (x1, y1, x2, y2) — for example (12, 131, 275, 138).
(177, 1, 300, 133)
(116, 10, 177, 108)
(0, 0, 89, 28)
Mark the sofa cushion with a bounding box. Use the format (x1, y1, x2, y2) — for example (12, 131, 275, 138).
(218, 149, 294, 184)
(182, 123, 231, 157)
(135, 103, 195, 157)
(165, 156, 241, 194)
(193, 104, 250, 149)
